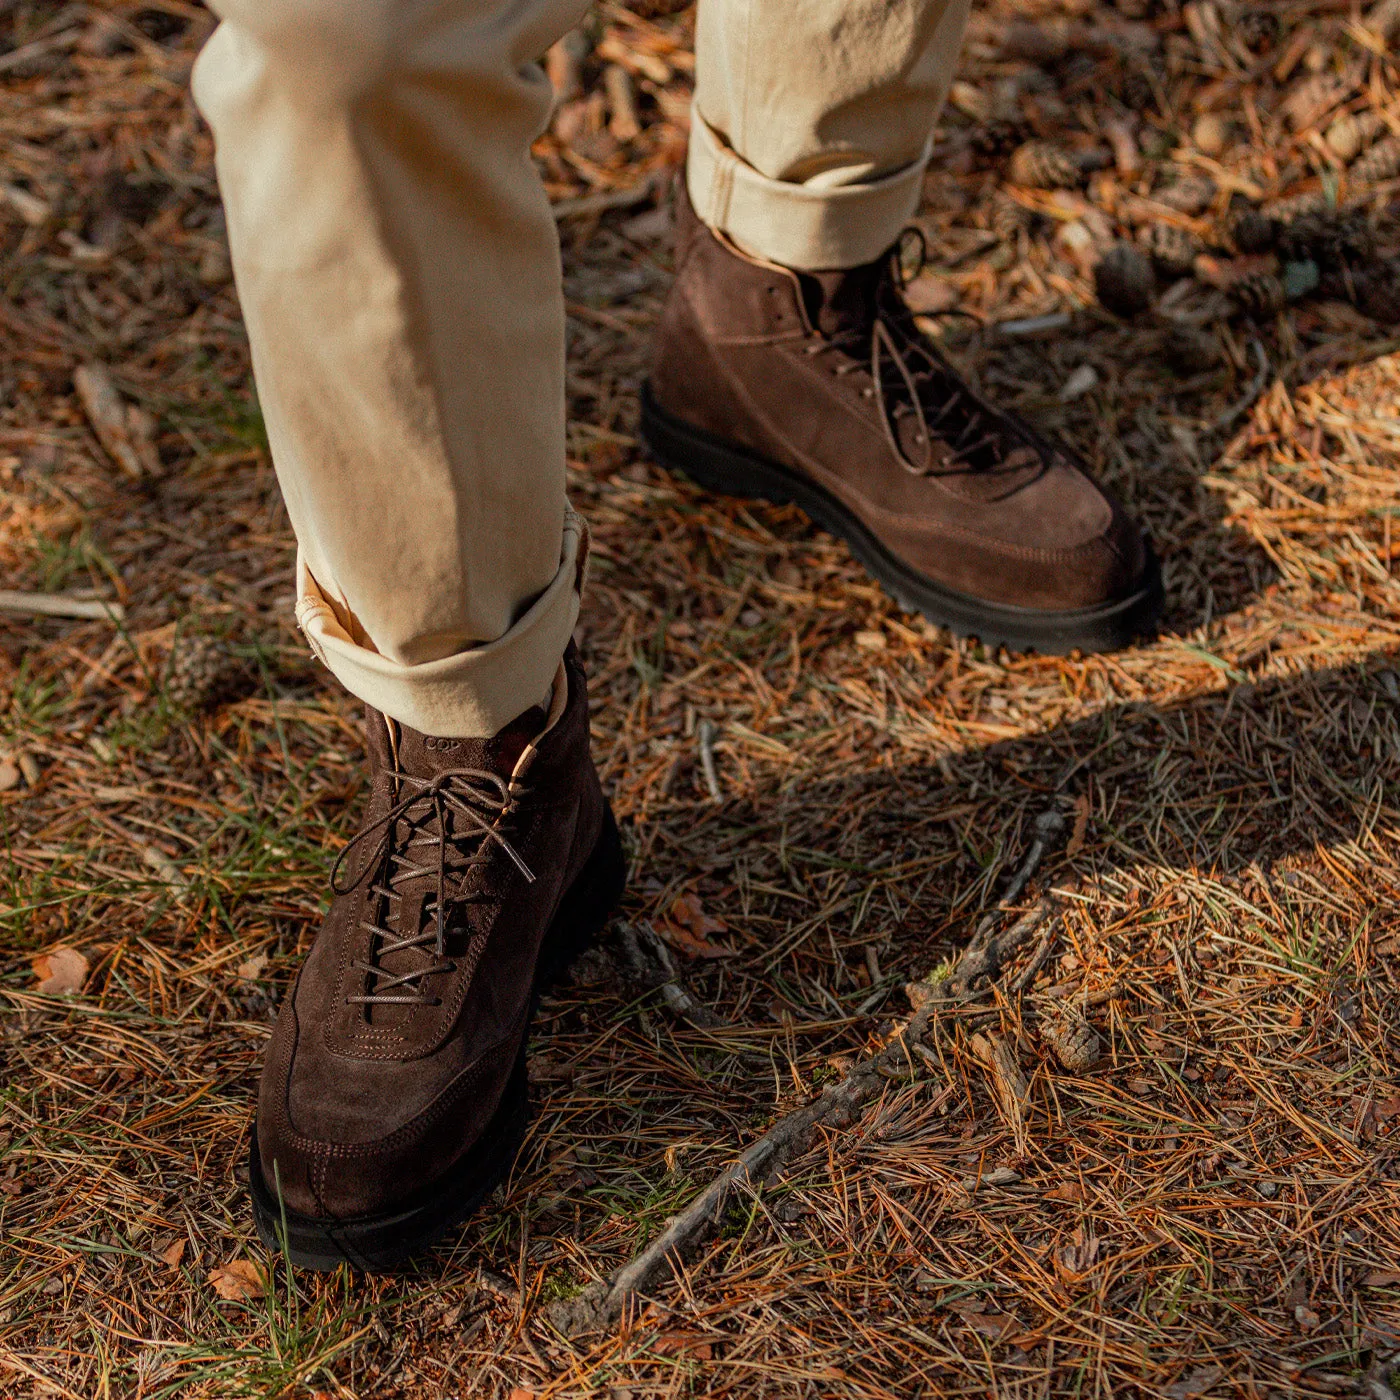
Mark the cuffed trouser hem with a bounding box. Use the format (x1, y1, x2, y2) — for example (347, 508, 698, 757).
(295, 508, 586, 739)
(685, 107, 930, 272)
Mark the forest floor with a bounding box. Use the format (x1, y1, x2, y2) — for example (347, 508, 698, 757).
(1, 0, 1400, 1396)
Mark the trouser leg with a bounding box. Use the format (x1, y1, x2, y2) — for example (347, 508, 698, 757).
(688, 0, 973, 271)
(192, 0, 589, 737)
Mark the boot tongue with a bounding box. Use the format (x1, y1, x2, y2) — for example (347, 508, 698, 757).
(386, 704, 548, 782)
(799, 261, 884, 337)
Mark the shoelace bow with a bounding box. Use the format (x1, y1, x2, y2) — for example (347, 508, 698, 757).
(805, 229, 1043, 479)
(330, 767, 536, 1007)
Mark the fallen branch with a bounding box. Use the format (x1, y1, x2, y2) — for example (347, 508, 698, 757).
(548, 812, 1067, 1336)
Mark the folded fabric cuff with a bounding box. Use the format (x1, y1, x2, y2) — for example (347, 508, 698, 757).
(685, 106, 931, 272)
(295, 506, 586, 738)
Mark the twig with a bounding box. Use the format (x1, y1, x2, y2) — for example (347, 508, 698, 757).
(0, 590, 125, 623)
(696, 719, 722, 802)
(1213, 338, 1271, 441)
(616, 923, 726, 1029)
(1008, 918, 1062, 995)
(548, 892, 1059, 1335)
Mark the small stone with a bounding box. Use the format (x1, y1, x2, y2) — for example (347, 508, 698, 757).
(1059, 364, 1100, 402)
(1192, 113, 1229, 156)
(1094, 242, 1155, 317)
(1008, 140, 1080, 190)
(1140, 222, 1202, 278)
(0, 761, 18, 792)
(1281, 259, 1320, 301)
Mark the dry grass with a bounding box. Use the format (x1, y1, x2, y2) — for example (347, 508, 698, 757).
(1, 0, 1399, 1395)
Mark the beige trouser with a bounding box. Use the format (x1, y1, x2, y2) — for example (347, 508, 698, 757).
(192, 0, 970, 737)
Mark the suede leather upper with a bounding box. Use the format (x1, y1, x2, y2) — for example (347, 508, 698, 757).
(650, 190, 1151, 615)
(256, 646, 604, 1221)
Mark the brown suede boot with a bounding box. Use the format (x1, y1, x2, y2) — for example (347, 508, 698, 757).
(249, 645, 623, 1270)
(644, 190, 1162, 654)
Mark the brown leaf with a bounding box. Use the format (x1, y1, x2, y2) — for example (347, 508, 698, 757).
(1364, 1269, 1400, 1287)
(1375, 1094, 1400, 1121)
(507, 1390, 538, 1400)
(1294, 1303, 1321, 1331)
(207, 1259, 266, 1301)
(235, 953, 269, 981)
(660, 892, 735, 959)
(1045, 1181, 1088, 1204)
(30, 946, 89, 995)
(161, 1237, 186, 1270)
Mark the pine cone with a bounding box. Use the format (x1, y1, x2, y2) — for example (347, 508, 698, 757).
(1232, 209, 1280, 254)
(990, 191, 1033, 243)
(1325, 110, 1386, 164)
(1041, 1009, 1102, 1073)
(1008, 140, 1080, 190)
(165, 635, 239, 713)
(1279, 210, 1375, 269)
(1235, 9, 1279, 52)
(1116, 61, 1159, 114)
(1350, 136, 1400, 186)
(1163, 325, 1220, 376)
(971, 119, 1027, 161)
(1355, 261, 1400, 323)
(1140, 222, 1202, 278)
(1263, 191, 1330, 223)
(1155, 175, 1216, 216)
(1230, 270, 1285, 320)
(1094, 242, 1155, 317)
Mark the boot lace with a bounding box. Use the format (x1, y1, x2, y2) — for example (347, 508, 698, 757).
(330, 768, 535, 1007)
(804, 229, 1043, 479)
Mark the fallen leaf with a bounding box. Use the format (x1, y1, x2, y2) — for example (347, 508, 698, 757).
(161, 1237, 186, 1269)
(1375, 1094, 1400, 1121)
(1294, 1303, 1320, 1331)
(236, 953, 269, 981)
(507, 1390, 538, 1400)
(0, 1172, 23, 1198)
(207, 1259, 265, 1301)
(660, 892, 735, 959)
(668, 891, 727, 938)
(1364, 1269, 1400, 1287)
(30, 946, 89, 995)
(1065, 793, 1090, 856)
(1045, 1181, 1088, 1204)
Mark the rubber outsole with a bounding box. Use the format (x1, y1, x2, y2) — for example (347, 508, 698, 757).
(249, 804, 627, 1272)
(640, 382, 1163, 656)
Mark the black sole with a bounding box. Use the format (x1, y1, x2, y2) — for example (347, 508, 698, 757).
(640, 382, 1163, 655)
(248, 804, 627, 1272)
